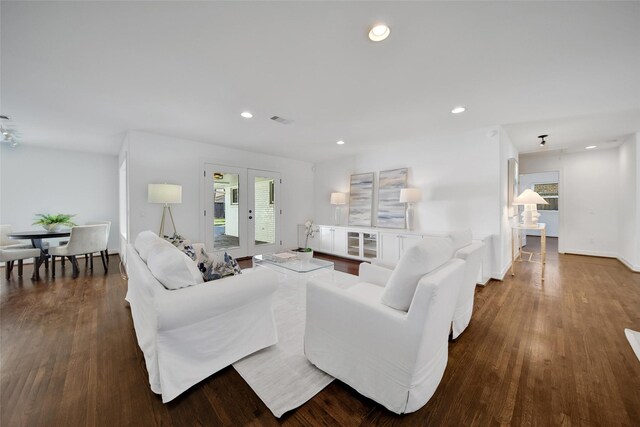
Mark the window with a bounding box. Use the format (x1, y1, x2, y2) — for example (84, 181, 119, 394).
(269, 180, 275, 205)
(231, 187, 239, 205)
(533, 183, 558, 210)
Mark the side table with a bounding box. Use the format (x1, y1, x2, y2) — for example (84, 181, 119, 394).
(511, 223, 546, 282)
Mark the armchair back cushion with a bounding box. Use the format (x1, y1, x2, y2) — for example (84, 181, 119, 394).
(381, 237, 453, 311)
(51, 224, 109, 256)
(146, 243, 204, 290)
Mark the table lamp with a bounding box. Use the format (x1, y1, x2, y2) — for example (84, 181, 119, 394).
(330, 192, 346, 226)
(513, 189, 548, 226)
(148, 183, 182, 237)
(399, 188, 422, 231)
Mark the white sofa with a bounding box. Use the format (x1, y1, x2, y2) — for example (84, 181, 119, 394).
(305, 236, 465, 414)
(125, 231, 279, 403)
(374, 229, 484, 339)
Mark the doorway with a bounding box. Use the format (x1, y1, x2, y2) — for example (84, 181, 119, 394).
(518, 171, 560, 252)
(204, 164, 280, 257)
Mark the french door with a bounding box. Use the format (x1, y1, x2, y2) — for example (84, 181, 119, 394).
(204, 164, 280, 257)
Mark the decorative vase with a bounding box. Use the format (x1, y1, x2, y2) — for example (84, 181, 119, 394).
(295, 249, 313, 262)
(43, 223, 62, 232)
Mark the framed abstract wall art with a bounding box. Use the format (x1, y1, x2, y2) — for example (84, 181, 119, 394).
(348, 172, 375, 226)
(377, 168, 408, 228)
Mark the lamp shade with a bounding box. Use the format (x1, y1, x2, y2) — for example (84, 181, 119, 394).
(513, 189, 548, 205)
(330, 192, 346, 205)
(148, 184, 182, 204)
(399, 188, 422, 203)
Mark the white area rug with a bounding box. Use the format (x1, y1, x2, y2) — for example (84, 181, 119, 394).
(625, 329, 640, 362)
(233, 270, 358, 418)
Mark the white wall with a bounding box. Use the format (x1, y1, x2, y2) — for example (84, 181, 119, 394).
(313, 126, 513, 278)
(1, 145, 120, 251)
(499, 128, 519, 277)
(618, 133, 640, 269)
(519, 171, 560, 237)
(520, 147, 620, 257)
(125, 131, 314, 253)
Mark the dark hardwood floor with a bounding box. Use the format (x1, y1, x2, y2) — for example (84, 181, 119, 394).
(2, 238, 639, 426)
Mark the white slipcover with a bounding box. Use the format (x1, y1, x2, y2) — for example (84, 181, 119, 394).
(373, 229, 485, 339)
(305, 252, 465, 414)
(125, 235, 279, 402)
(381, 237, 454, 311)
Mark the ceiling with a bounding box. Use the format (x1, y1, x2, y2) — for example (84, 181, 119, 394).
(1, 1, 639, 162)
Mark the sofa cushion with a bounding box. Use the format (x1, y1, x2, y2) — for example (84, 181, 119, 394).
(147, 243, 204, 290)
(135, 231, 168, 262)
(197, 249, 242, 281)
(380, 237, 454, 311)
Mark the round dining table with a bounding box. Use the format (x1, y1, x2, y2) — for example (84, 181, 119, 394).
(8, 230, 71, 274)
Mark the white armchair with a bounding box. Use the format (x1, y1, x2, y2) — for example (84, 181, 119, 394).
(50, 224, 109, 278)
(374, 229, 485, 339)
(305, 237, 465, 414)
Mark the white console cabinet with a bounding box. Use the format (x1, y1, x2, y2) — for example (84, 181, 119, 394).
(379, 232, 423, 265)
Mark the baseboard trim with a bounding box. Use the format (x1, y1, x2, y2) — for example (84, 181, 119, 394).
(617, 256, 640, 273)
(563, 248, 618, 258)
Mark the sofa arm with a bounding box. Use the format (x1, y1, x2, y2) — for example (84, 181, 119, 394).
(154, 268, 279, 331)
(358, 262, 393, 287)
(453, 240, 484, 260)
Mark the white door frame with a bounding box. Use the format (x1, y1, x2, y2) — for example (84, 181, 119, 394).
(204, 164, 247, 258)
(202, 163, 281, 257)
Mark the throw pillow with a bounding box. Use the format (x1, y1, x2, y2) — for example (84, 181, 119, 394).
(380, 237, 454, 311)
(146, 243, 204, 290)
(197, 249, 242, 281)
(180, 244, 197, 261)
(164, 233, 190, 249)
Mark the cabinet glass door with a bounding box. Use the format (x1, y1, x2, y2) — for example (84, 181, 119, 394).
(347, 232, 360, 257)
(363, 233, 377, 259)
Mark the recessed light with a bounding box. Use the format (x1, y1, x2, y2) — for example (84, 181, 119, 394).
(368, 24, 390, 42)
(336, 140, 345, 145)
(451, 106, 466, 114)
(585, 145, 597, 150)
(240, 111, 253, 119)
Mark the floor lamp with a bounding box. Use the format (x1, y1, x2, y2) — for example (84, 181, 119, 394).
(330, 192, 346, 226)
(399, 188, 422, 231)
(148, 183, 182, 237)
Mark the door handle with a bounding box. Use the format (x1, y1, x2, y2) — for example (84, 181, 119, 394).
(249, 216, 253, 219)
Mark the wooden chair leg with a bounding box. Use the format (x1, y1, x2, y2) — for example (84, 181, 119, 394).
(105, 249, 109, 265)
(90, 253, 94, 270)
(52, 255, 56, 278)
(18, 260, 23, 277)
(44, 257, 49, 270)
(70, 256, 79, 279)
(100, 251, 108, 273)
(5, 261, 10, 280)
(85, 254, 89, 267)
(32, 257, 40, 281)
(61, 256, 66, 268)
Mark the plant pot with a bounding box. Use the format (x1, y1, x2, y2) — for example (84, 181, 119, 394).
(42, 224, 63, 232)
(293, 249, 313, 261)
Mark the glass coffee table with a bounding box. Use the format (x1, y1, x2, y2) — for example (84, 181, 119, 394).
(253, 254, 334, 276)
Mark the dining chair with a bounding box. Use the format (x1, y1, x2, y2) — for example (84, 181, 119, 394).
(1, 248, 43, 280)
(85, 221, 111, 270)
(0, 225, 32, 250)
(50, 224, 109, 279)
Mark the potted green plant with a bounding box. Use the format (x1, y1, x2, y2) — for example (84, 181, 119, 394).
(292, 220, 316, 261)
(33, 213, 77, 232)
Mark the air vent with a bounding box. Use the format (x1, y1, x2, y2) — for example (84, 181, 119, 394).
(270, 115, 292, 125)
